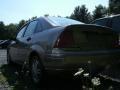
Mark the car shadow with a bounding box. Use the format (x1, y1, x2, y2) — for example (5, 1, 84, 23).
(0, 64, 82, 90)
(0, 64, 42, 90)
(1, 64, 119, 90)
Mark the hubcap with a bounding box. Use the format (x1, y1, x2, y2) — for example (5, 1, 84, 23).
(31, 57, 41, 83)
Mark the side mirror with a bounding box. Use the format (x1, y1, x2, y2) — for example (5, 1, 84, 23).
(9, 37, 17, 45)
(11, 40, 16, 44)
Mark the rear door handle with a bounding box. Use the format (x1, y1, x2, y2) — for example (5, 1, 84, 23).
(26, 37, 31, 41)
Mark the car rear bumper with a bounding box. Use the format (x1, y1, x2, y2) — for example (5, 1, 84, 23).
(45, 49, 120, 74)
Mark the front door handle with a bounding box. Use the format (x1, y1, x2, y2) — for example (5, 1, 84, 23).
(26, 37, 31, 41)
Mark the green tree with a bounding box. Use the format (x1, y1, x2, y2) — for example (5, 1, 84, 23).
(44, 14, 49, 17)
(93, 5, 108, 20)
(31, 16, 37, 20)
(0, 22, 17, 39)
(0, 22, 4, 30)
(0, 21, 5, 39)
(0, 16, 39, 40)
(6, 23, 17, 39)
(70, 5, 92, 23)
(18, 20, 26, 29)
(109, 0, 120, 14)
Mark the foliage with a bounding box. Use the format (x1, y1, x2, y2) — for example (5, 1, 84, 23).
(0, 22, 17, 40)
(0, 22, 5, 39)
(109, 0, 120, 14)
(0, 16, 39, 40)
(70, 5, 92, 23)
(44, 14, 49, 17)
(1, 1, 120, 40)
(93, 4, 108, 20)
(17, 20, 26, 30)
(6, 24, 18, 39)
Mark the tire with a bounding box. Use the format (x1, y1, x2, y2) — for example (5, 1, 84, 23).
(29, 55, 44, 85)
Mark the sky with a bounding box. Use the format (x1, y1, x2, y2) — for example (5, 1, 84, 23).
(0, 0, 109, 25)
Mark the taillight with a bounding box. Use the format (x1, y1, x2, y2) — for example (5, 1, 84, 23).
(54, 30, 74, 48)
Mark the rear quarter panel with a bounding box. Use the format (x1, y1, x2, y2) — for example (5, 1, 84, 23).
(30, 27, 65, 65)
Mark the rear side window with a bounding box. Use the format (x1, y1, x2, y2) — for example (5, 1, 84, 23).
(24, 21, 38, 37)
(40, 18, 52, 30)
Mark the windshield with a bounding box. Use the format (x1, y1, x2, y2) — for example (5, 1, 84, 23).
(46, 17, 84, 26)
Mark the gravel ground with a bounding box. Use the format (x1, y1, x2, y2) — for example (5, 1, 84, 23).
(0, 49, 7, 90)
(0, 49, 7, 66)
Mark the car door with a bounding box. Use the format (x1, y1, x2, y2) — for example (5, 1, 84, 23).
(17, 20, 39, 63)
(10, 20, 38, 64)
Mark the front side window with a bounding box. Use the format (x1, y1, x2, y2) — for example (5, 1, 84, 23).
(17, 26, 27, 39)
(24, 21, 38, 37)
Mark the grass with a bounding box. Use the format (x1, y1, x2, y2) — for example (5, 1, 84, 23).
(0, 64, 39, 90)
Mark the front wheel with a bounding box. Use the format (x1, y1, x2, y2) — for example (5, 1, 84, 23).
(29, 55, 44, 84)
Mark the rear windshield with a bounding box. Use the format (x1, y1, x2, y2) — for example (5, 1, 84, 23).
(46, 17, 83, 26)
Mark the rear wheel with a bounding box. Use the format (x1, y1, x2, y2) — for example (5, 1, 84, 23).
(29, 55, 44, 84)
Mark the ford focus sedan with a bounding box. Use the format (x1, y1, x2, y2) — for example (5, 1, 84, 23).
(7, 17, 120, 84)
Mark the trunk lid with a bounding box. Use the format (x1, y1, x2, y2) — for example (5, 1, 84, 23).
(54, 24, 118, 51)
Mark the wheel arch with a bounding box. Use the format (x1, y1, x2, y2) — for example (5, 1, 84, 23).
(29, 51, 40, 59)
(28, 50, 44, 67)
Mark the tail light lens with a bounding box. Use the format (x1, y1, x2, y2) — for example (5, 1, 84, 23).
(54, 30, 74, 48)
